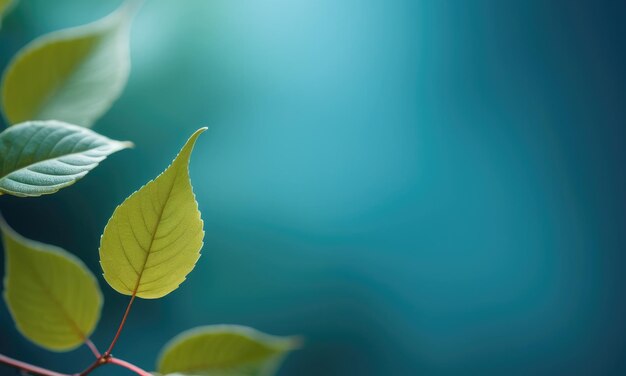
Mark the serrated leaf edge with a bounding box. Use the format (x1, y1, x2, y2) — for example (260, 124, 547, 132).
(99, 127, 207, 298)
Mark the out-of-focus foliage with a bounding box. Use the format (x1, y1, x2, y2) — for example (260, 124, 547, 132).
(0, 217, 102, 351)
(1, 0, 138, 127)
(158, 325, 299, 376)
(0, 0, 16, 28)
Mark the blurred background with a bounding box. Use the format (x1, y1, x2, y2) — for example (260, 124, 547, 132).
(1, 0, 626, 375)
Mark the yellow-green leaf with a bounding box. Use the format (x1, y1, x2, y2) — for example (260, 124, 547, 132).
(157, 325, 300, 376)
(99, 128, 206, 299)
(1, 0, 141, 127)
(0, 217, 103, 351)
(0, 120, 132, 197)
(0, 0, 17, 28)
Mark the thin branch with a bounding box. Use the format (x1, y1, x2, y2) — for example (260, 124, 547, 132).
(77, 355, 151, 376)
(84, 339, 101, 358)
(0, 354, 69, 376)
(104, 294, 136, 356)
(108, 357, 151, 376)
(77, 357, 106, 376)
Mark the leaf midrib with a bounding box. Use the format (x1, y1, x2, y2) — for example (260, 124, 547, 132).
(0, 138, 113, 181)
(22, 253, 87, 342)
(131, 169, 179, 295)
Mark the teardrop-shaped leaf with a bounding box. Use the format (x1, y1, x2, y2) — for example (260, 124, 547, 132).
(0, 0, 17, 28)
(1, 0, 140, 127)
(0, 120, 132, 197)
(157, 325, 300, 376)
(0, 216, 103, 351)
(99, 128, 206, 299)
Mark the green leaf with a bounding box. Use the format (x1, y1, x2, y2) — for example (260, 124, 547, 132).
(157, 325, 300, 376)
(0, 0, 17, 28)
(1, 0, 141, 127)
(99, 128, 206, 299)
(0, 216, 103, 351)
(0, 120, 132, 197)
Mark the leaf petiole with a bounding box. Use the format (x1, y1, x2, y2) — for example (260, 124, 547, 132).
(77, 354, 151, 376)
(85, 339, 101, 358)
(104, 293, 137, 356)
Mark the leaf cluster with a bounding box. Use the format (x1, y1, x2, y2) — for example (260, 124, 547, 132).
(0, 2, 298, 376)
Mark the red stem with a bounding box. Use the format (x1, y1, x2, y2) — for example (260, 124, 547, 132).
(2, 292, 146, 376)
(77, 357, 106, 376)
(108, 357, 152, 376)
(105, 294, 136, 356)
(0, 354, 69, 376)
(77, 293, 141, 376)
(84, 339, 101, 358)
(77, 355, 151, 376)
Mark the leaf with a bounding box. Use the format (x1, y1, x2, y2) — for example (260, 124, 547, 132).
(0, 0, 17, 28)
(157, 325, 300, 376)
(99, 128, 206, 299)
(1, 0, 141, 127)
(0, 120, 132, 197)
(0, 216, 103, 351)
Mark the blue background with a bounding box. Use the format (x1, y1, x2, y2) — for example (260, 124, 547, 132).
(1, 0, 626, 375)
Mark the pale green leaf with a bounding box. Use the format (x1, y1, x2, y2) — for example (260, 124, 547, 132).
(0, 120, 132, 197)
(0, 0, 17, 28)
(1, 0, 141, 127)
(157, 325, 300, 376)
(99, 128, 206, 299)
(0, 216, 103, 351)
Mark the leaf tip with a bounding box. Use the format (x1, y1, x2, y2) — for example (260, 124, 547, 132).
(108, 0, 144, 26)
(192, 126, 208, 138)
(176, 127, 208, 158)
(121, 0, 145, 16)
(120, 140, 135, 149)
(286, 335, 305, 350)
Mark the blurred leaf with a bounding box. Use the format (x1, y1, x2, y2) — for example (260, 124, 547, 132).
(0, 0, 17, 28)
(0, 216, 103, 352)
(157, 325, 300, 376)
(1, 0, 141, 127)
(0, 120, 132, 197)
(100, 128, 206, 299)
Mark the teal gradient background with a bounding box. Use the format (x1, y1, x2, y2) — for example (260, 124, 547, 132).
(1, 1, 626, 375)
